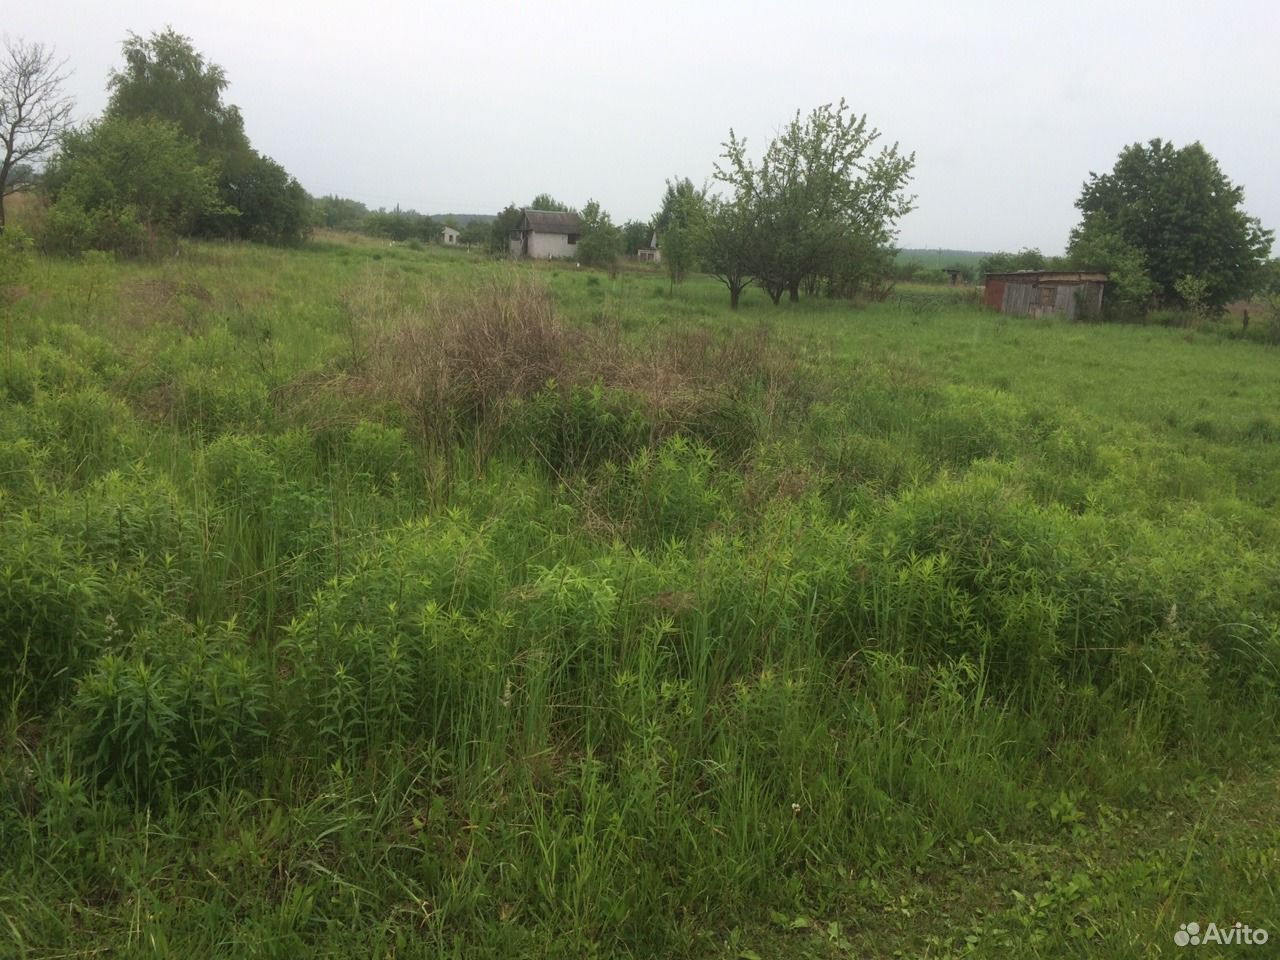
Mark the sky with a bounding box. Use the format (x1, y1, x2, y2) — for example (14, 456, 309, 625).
(8, 0, 1279, 254)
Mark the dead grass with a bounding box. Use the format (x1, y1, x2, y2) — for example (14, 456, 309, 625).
(290, 269, 811, 463)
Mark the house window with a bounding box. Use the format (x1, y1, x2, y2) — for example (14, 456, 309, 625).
(567, 234, 579, 245)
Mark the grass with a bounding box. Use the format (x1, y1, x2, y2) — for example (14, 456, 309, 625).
(1, 232, 1278, 957)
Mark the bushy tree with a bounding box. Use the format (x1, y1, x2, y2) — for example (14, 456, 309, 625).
(1069, 139, 1273, 309)
(576, 199, 621, 270)
(697, 194, 758, 309)
(620, 219, 652, 256)
(314, 194, 369, 231)
(41, 116, 224, 256)
(529, 193, 568, 212)
(653, 176, 705, 286)
(978, 248, 1049, 275)
(715, 100, 914, 304)
(489, 203, 522, 254)
(104, 29, 310, 245)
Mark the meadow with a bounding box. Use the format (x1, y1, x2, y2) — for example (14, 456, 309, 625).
(1, 233, 1277, 958)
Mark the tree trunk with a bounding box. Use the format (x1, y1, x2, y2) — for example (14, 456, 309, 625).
(730, 284, 741, 309)
(788, 281, 800, 302)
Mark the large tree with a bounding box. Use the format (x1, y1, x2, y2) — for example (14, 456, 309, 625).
(0, 38, 75, 232)
(715, 100, 915, 304)
(697, 193, 759, 309)
(1069, 139, 1272, 309)
(105, 29, 309, 244)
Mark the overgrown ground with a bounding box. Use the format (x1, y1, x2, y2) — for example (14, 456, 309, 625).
(1, 234, 1277, 958)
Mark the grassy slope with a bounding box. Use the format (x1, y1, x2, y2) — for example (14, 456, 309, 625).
(1, 235, 1277, 958)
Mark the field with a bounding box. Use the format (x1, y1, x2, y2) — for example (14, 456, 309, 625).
(2, 234, 1278, 958)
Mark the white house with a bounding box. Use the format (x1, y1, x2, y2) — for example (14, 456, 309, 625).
(508, 209, 583, 259)
(441, 225, 460, 245)
(637, 231, 661, 264)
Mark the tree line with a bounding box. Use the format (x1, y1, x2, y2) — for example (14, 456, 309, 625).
(2, 30, 310, 256)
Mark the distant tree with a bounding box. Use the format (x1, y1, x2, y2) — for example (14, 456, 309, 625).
(697, 193, 759, 309)
(41, 115, 224, 256)
(363, 207, 438, 243)
(0, 38, 75, 232)
(715, 100, 915, 303)
(529, 193, 568, 212)
(978, 248, 1049, 275)
(653, 176, 706, 287)
(489, 203, 522, 254)
(1069, 139, 1273, 309)
(576, 199, 621, 270)
(314, 194, 369, 231)
(459, 219, 488, 246)
(620, 219, 651, 256)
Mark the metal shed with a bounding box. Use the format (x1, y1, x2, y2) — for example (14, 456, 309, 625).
(983, 271, 1107, 321)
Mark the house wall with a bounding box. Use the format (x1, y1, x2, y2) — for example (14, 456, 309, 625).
(527, 231, 577, 259)
(441, 228, 459, 245)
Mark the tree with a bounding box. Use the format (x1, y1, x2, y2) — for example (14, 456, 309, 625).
(620, 219, 651, 256)
(715, 100, 915, 304)
(576, 199, 621, 270)
(1069, 139, 1273, 309)
(105, 29, 310, 244)
(41, 115, 224, 256)
(107, 28, 249, 160)
(653, 176, 706, 287)
(0, 38, 74, 232)
(978, 248, 1049, 275)
(529, 193, 568, 212)
(697, 193, 759, 309)
(489, 203, 522, 254)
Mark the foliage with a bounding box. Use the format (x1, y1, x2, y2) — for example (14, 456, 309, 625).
(0, 37, 75, 232)
(697, 193, 759, 308)
(40, 116, 224, 256)
(1063, 226, 1153, 308)
(362, 206, 439, 243)
(313, 193, 369, 231)
(3, 238, 1280, 956)
(489, 202, 523, 253)
(1069, 139, 1273, 308)
(103, 28, 310, 245)
(978, 247, 1049, 275)
(714, 100, 915, 304)
(575, 199, 621, 270)
(653, 176, 706, 285)
(0, 224, 33, 287)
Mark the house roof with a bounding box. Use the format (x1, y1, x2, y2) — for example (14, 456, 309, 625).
(520, 209, 583, 234)
(984, 270, 1108, 283)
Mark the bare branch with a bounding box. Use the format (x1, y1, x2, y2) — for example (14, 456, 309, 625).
(0, 36, 75, 230)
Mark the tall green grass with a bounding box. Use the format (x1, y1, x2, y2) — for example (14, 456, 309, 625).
(1, 236, 1277, 956)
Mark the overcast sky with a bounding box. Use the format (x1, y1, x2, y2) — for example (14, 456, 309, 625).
(9, 1, 1279, 254)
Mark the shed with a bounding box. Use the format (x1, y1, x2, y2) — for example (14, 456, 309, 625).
(441, 225, 460, 245)
(637, 231, 662, 264)
(983, 270, 1107, 321)
(508, 209, 584, 259)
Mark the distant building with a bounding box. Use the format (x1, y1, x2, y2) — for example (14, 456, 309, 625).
(508, 209, 583, 259)
(441, 226, 460, 245)
(637, 231, 661, 264)
(983, 270, 1107, 321)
